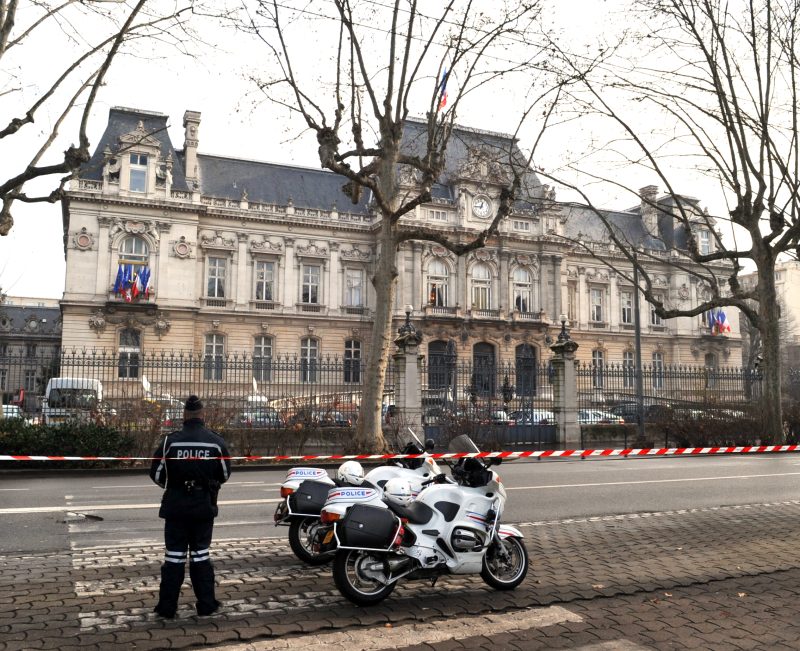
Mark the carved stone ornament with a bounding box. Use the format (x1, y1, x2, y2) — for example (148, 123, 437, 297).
(474, 249, 493, 262)
(72, 227, 95, 251)
(340, 247, 370, 261)
(200, 230, 236, 250)
(457, 145, 512, 184)
(108, 218, 160, 246)
(172, 236, 193, 259)
(154, 312, 171, 339)
(653, 275, 668, 287)
(118, 120, 162, 148)
(678, 283, 690, 300)
(690, 345, 700, 358)
(431, 245, 449, 257)
(25, 316, 40, 332)
(261, 323, 270, 332)
(516, 254, 531, 266)
(250, 239, 283, 253)
(88, 310, 107, 335)
(398, 165, 422, 186)
(296, 243, 328, 258)
(0, 313, 11, 331)
(211, 320, 221, 330)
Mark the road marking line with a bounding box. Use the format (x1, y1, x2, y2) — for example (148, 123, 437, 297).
(0, 488, 29, 491)
(0, 498, 280, 514)
(214, 605, 583, 650)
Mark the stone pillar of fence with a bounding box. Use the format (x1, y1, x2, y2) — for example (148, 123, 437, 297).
(393, 307, 423, 432)
(550, 318, 580, 448)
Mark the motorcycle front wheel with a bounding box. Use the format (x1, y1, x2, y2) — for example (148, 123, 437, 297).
(288, 518, 331, 566)
(333, 549, 396, 606)
(480, 536, 528, 590)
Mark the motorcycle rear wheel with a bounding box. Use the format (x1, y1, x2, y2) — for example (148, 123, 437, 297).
(288, 518, 331, 566)
(333, 549, 396, 605)
(480, 536, 528, 590)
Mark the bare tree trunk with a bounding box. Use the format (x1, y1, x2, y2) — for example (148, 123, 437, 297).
(756, 251, 784, 442)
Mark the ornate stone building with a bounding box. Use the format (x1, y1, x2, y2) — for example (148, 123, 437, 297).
(59, 106, 741, 388)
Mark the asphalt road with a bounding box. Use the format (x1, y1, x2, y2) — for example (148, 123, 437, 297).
(2, 452, 800, 553)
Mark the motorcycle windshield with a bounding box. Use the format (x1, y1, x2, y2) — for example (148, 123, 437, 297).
(448, 434, 480, 454)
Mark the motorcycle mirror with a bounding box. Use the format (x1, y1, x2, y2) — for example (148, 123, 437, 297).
(424, 438, 435, 452)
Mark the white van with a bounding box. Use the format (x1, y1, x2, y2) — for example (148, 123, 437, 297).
(43, 378, 103, 425)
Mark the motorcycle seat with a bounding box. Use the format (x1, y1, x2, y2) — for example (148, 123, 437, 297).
(389, 501, 434, 525)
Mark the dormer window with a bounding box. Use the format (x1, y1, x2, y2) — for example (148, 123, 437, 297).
(698, 229, 711, 255)
(129, 153, 148, 192)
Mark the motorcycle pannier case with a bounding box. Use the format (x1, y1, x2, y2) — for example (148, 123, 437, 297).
(288, 480, 330, 515)
(339, 504, 399, 549)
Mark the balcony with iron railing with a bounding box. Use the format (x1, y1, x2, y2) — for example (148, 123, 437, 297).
(423, 304, 460, 318)
(297, 302, 326, 314)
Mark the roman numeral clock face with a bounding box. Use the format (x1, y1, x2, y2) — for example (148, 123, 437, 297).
(472, 195, 491, 218)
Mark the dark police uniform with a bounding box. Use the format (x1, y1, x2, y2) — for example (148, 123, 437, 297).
(149, 397, 231, 618)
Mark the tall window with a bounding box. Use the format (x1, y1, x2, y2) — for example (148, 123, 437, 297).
(118, 328, 141, 379)
(301, 337, 318, 383)
(621, 291, 633, 325)
(652, 352, 664, 389)
(427, 259, 449, 307)
(129, 153, 148, 192)
(472, 342, 496, 397)
(590, 288, 604, 322)
(0, 368, 6, 391)
(623, 351, 635, 388)
(25, 344, 36, 358)
(120, 236, 149, 266)
(699, 229, 711, 255)
(204, 334, 225, 381)
(253, 336, 273, 382)
(344, 340, 361, 383)
(255, 261, 275, 301)
(428, 340, 455, 392)
(24, 370, 37, 392)
(301, 264, 321, 304)
(207, 257, 226, 298)
(515, 344, 537, 397)
(651, 295, 663, 326)
(567, 283, 577, 322)
(513, 268, 532, 313)
(592, 349, 605, 388)
(345, 269, 364, 306)
(471, 263, 492, 310)
(704, 352, 717, 388)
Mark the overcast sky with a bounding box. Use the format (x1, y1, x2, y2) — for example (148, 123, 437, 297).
(1, 0, 726, 299)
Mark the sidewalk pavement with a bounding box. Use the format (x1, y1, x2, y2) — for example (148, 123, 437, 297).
(3, 499, 800, 650)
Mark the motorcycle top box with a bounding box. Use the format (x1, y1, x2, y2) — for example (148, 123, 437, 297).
(337, 504, 401, 550)
(289, 480, 332, 515)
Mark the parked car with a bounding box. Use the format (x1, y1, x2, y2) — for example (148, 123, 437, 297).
(509, 409, 556, 425)
(578, 409, 625, 425)
(488, 409, 513, 425)
(2, 404, 37, 425)
(608, 403, 673, 424)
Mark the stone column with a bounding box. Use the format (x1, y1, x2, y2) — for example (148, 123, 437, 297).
(329, 242, 340, 312)
(412, 242, 422, 309)
(609, 271, 619, 328)
(550, 324, 580, 448)
(393, 315, 423, 431)
(578, 267, 588, 328)
(499, 251, 510, 315)
(551, 255, 562, 320)
(235, 232, 248, 307)
(95, 217, 112, 296)
(457, 254, 467, 309)
(538, 254, 547, 315)
(283, 238, 296, 309)
(156, 222, 172, 302)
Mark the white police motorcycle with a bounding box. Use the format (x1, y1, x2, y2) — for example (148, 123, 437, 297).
(326, 434, 528, 605)
(274, 431, 441, 565)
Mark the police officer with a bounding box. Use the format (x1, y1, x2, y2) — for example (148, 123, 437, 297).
(149, 395, 231, 618)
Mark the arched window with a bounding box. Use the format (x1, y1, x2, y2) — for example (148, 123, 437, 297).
(118, 328, 140, 379)
(515, 344, 537, 397)
(120, 236, 149, 265)
(472, 342, 496, 397)
(301, 337, 319, 383)
(704, 352, 717, 388)
(592, 349, 605, 388)
(471, 263, 492, 310)
(428, 340, 456, 393)
(116, 236, 151, 301)
(254, 336, 273, 383)
(427, 259, 449, 307)
(204, 333, 225, 381)
(344, 340, 361, 383)
(512, 268, 532, 313)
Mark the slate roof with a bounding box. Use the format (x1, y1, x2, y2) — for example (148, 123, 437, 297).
(83, 107, 189, 192)
(0, 306, 62, 340)
(561, 203, 667, 251)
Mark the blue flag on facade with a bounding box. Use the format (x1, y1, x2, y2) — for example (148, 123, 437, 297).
(113, 265, 124, 294)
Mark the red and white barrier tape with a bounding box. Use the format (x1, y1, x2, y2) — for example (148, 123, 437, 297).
(1, 444, 800, 462)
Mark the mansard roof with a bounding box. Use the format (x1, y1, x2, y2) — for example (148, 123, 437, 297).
(0, 305, 62, 340)
(83, 107, 190, 192)
(562, 204, 667, 251)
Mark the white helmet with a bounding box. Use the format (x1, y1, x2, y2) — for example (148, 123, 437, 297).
(383, 477, 414, 507)
(336, 460, 364, 485)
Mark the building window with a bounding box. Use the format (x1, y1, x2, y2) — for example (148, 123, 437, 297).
(344, 268, 364, 306)
(621, 291, 633, 325)
(301, 264, 321, 304)
(512, 220, 531, 232)
(0, 368, 6, 391)
(129, 153, 148, 192)
(204, 334, 225, 381)
(344, 340, 361, 383)
(207, 257, 227, 299)
(24, 369, 37, 392)
(120, 235, 149, 265)
(590, 288, 604, 322)
(118, 328, 141, 379)
(513, 268, 532, 313)
(652, 352, 664, 389)
(428, 340, 456, 391)
(427, 259, 449, 307)
(25, 344, 36, 358)
(255, 261, 275, 301)
(623, 351, 635, 388)
(567, 283, 577, 323)
(704, 352, 717, 388)
(515, 344, 537, 397)
(651, 295, 663, 326)
(428, 209, 448, 222)
(253, 336, 273, 382)
(699, 229, 711, 255)
(301, 337, 318, 383)
(471, 263, 492, 310)
(472, 342, 496, 397)
(592, 349, 605, 388)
